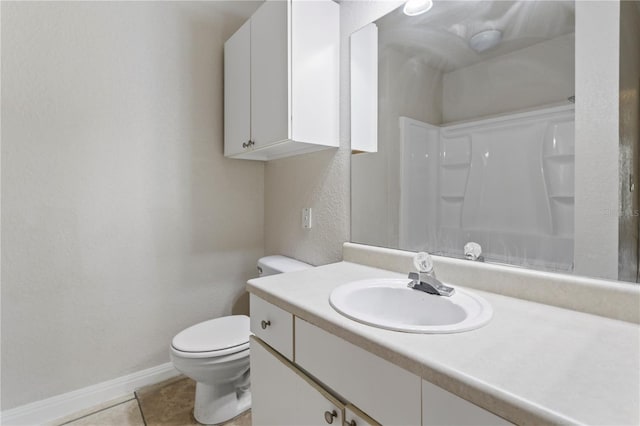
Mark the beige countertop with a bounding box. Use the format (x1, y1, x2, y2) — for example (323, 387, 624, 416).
(247, 261, 640, 426)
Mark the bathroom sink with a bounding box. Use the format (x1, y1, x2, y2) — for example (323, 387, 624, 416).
(329, 278, 492, 333)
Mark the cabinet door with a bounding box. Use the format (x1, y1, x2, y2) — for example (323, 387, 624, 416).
(422, 380, 512, 425)
(250, 0, 289, 148)
(344, 404, 380, 426)
(295, 318, 422, 426)
(251, 337, 344, 426)
(224, 21, 251, 157)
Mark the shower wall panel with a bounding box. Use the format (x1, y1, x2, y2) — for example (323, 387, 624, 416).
(400, 104, 575, 272)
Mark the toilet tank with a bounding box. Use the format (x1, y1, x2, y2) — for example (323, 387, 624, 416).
(257, 255, 312, 277)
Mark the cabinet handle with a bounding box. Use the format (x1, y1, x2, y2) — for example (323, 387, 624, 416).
(242, 141, 248, 148)
(346, 421, 356, 426)
(324, 410, 337, 424)
(242, 140, 255, 149)
(261, 320, 271, 330)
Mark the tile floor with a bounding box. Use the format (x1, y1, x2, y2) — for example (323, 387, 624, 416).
(56, 376, 251, 426)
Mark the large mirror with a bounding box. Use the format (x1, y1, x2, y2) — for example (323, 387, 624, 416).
(351, 0, 640, 283)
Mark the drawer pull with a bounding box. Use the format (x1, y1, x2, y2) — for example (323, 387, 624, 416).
(261, 320, 271, 330)
(324, 410, 337, 424)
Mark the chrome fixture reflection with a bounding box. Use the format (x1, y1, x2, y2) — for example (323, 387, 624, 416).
(469, 29, 502, 52)
(464, 242, 484, 261)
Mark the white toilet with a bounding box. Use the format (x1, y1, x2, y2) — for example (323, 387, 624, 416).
(170, 255, 312, 425)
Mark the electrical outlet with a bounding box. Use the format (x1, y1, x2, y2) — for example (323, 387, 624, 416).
(302, 207, 312, 229)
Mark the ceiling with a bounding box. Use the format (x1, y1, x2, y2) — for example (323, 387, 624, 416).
(177, 1, 264, 21)
(377, 0, 575, 72)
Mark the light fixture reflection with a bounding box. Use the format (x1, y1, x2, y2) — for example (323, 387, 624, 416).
(403, 0, 433, 16)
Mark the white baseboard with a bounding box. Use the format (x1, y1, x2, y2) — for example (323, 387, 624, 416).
(1, 362, 179, 426)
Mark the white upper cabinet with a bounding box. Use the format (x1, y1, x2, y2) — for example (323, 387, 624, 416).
(224, 21, 251, 157)
(224, 0, 339, 161)
(250, 0, 288, 151)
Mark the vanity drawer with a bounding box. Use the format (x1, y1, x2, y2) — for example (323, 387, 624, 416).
(294, 318, 422, 426)
(250, 294, 294, 360)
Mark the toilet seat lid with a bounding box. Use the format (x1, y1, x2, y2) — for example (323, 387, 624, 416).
(172, 315, 250, 353)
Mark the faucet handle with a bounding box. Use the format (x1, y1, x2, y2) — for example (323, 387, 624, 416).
(464, 242, 483, 261)
(413, 252, 434, 274)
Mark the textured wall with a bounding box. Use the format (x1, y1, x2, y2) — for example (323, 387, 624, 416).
(264, 0, 402, 266)
(1, 2, 263, 409)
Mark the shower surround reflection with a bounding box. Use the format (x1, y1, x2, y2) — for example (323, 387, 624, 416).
(351, 0, 578, 272)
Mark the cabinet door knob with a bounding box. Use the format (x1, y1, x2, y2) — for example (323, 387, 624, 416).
(324, 410, 337, 424)
(261, 320, 271, 330)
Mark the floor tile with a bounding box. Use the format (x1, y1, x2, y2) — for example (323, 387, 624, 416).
(137, 376, 197, 425)
(63, 399, 144, 426)
(136, 376, 251, 426)
(52, 395, 135, 426)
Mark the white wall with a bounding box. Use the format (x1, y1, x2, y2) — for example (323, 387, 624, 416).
(1, 1, 263, 409)
(574, 1, 619, 280)
(264, 0, 403, 266)
(443, 34, 575, 123)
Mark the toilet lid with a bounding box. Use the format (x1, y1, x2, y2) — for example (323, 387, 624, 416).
(172, 315, 250, 353)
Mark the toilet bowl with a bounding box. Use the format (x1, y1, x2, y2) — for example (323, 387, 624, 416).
(170, 255, 312, 425)
(170, 316, 251, 425)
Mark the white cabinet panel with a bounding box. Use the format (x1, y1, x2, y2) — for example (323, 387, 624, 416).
(223, 21, 251, 157)
(294, 318, 422, 426)
(250, 295, 293, 360)
(350, 23, 378, 153)
(250, 0, 289, 149)
(251, 337, 344, 426)
(422, 380, 512, 426)
(345, 404, 381, 426)
(290, 0, 339, 146)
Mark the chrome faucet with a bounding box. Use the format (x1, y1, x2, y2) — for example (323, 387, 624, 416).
(408, 252, 455, 297)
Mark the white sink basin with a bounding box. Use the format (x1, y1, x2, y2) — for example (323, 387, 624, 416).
(329, 278, 492, 333)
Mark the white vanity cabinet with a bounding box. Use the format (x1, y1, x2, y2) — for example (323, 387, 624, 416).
(345, 404, 381, 426)
(249, 294, 294, 360)
(422, 380, 511, 426)
(250, 337, 345, 426)
(294, 317, 422, 426)
(223, 0, 339, 161)
(250, 295, 511, 425)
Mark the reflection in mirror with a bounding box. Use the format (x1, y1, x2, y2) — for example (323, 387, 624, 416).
(351, 1, 640, 282)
